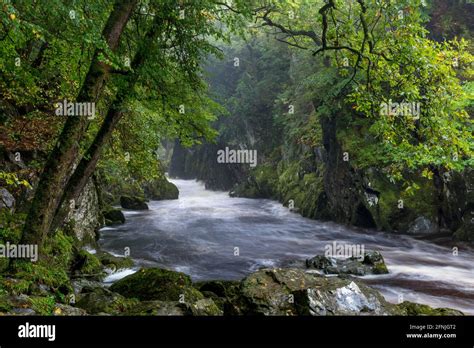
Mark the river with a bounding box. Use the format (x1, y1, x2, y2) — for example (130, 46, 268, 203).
(99, 179, 474, 314)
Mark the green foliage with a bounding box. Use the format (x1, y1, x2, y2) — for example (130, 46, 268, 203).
(256, 0, 473, 182)
(0, 171, 31, 188)
(29, 295, 56, 315)
(10, 230, 74, 295)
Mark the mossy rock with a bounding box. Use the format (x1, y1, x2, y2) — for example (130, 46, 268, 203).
(97, 251, 134, 271)
(0, 294, 13, 312)
(110, 268, 204, 303)
(70, 250, 105, 280)
(76, 286, 138, 315)
(122, 300, 187, 316)
(120, 196, 148, 210)
(103, 208, 125, 226)
(28, 295, 56, 315)
(194, 280, 243, 314)
(239, 268, 399, 316)
(453, 223, 474, 243)
(185, 298, 223, 316)
(144, 177, 179, 200)
(397, 301, 464, 316)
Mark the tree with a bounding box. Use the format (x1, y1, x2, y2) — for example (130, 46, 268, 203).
(21, 0, 138, 246)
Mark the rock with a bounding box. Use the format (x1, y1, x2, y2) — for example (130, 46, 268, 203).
(397, 301, 464, 316)
(185, 298, 223, 316)
(143, 177, 179, 200)
(120, 196, 148, 210)
(110, 268, 203, 302)
(0, 188, 15, 210)
(123, 300, 187, 316)
(71, 279, 105, 294)
(66, 179, 101, 245)
(97, 251, 134, 271)
(407, 216, 438, 235)
(305, 251, 389, 276)
(103, 208, 125, 225)
(70, 250, 105, 280)
(194, 280, 243, 315)
(239, 268, 397, 315)
(122, 297, 222, 316)
(53, 304, 87, 316)
(11, 308, 37, 315)
(76, 287, 137, 315)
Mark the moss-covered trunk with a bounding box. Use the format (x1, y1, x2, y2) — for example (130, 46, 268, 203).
(51, 14, 165, 231)
(21, 0, 138, 247)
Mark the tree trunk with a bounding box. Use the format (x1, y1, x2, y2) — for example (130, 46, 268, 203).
(21, 0, 137, 247)
(51, 15, 164, 231)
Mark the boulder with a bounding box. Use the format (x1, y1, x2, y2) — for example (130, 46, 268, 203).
(76, 287, 137, 315)
(103, 208, 125, 225)
(0, 188, 15, 210)
(97, 251, 134, 271)
(397, 301, 464, 316)
(143, 177, 179, 200)
(110, 268, 203, 303)
(120, 196, 148, 210)
(239, 268, 396, 315)
(305, 251, 389, 275)
(52, 304, 87, 316)
(67, 179, 101, 245)
(185, 298, 223, 316)
(407, 216, 438, 235)
(123, 300, 187, 316)
(194, 280, 242, 314)
(70, 250, 105, 280)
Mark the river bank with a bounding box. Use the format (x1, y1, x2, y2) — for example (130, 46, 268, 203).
(99, 179, 474, 315)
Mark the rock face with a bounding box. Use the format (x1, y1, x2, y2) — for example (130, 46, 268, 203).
(67, 179, 102, 245)
(305, 251, 389, 276)
(120, 195, 149, 210)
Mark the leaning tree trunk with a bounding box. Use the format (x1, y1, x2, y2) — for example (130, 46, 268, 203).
(51, 15, 164, 231)
(21, 0, 138, 247)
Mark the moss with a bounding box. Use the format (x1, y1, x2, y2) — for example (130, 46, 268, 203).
(76, 287, 139, 315)
(363, 170, 438, 232)
(372, 262, 389, 274)
(231, 163, 279, 199)
(71, 250, 104, 280)
(97, 251, 134, 270)
(9, 230, 74, 297)
(0, 277, 31, 295)
(144, 177, 179, 200)
(0, 294, 13, 312)
(453, 224, 474, 242)
(397, 301, 464, 316)
(275, 161, 324, 219)
(123, 300, 186, 316)
(29, 296, 56, 315)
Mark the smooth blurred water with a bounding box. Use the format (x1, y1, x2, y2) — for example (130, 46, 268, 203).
(99, 179, 474, 314)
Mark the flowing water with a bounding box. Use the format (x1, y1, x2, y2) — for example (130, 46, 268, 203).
(99, 179, 474, 314)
